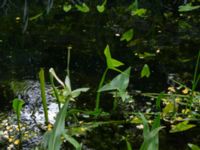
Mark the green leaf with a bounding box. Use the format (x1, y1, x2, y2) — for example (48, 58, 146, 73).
(63, 2, 72, 12)
(65, 75, 71, 91)
(178, 3, 200, 12)
(131, 8, 147, 17)
(128, 0, 138, 11)
(139, 113, 163, 150)
(29, 13, 43, 21)
(140, 127, 164, 150)
(188, 143, 200, 150)
(98, 67, 131, 92)
(170, 121, 196, 133)
(120, 29, 134, 42)
(47, 101, 69, 150)
(104, 45, 124, 70)
(12, 99, 25, 119)
(97, 5, 105, 13)
(126, 138, 132, 150)
(71, 88, 89, 98)
(63, 134, 81, 150)
(75, 3, 90, 13)
(141, 64, 150, 78)
(49, 68, 65, 88)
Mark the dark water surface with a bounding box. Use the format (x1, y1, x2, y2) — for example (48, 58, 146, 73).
(0, 1, 200, 149)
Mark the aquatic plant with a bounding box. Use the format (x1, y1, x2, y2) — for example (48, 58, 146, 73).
(39, 68, 49, 125)
(42, 68, 89, 150)
(95, 45, 124, 112)
(98, 67, 131, 110)
(139, 113, 164, 150)
(12, 98, 25, 147)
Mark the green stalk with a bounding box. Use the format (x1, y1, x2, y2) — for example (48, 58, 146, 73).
(39, 68, 49, 125)
(113, 91, 118, 111)
(192, 50, 200, 92)
(50, 74, 61, 110)
(190, 50, 200, 107)
(95, 67, 108, 112)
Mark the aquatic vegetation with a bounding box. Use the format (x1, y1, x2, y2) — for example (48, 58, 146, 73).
(12, 98, 25, 147)
(39, 68, 49, 125)
(99, 67, 131, 110)
(95, 45, 124, 112)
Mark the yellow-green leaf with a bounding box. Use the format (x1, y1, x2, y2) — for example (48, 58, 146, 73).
(141, 64, 150, 78)
(120, 29, 134, 42)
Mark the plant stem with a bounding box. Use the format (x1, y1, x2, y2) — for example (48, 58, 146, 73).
(95, 67, 108, 111)
(50, 74, 61, 110)
(113, 92, 118, 111)
(39, 68, 49, 125)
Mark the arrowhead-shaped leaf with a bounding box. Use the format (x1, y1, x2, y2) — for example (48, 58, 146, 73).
(141, 64, 150, 78)
(99, 67, 131, 92)
(104, 45, 124, 70)
(120, 29, 134, 42)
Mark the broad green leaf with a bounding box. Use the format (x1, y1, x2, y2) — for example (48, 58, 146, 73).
(63, 134, 81, 150)
(178, 3, 200, 12)
(170, 121, 196, 133)
(75, 3, 90, 13)
(98, 67, 131, 92)
(12, 99, 25, 119)
(131, 8, 147, 17)
(71, 88, 89, 98)
(104, 45, 124, 69)
(47, 100, 69, 150)
(141, 64, 150, 78)
(120, 29, 134, 42)
(63, 3, 72, 12)
(188, 143, 200, 150)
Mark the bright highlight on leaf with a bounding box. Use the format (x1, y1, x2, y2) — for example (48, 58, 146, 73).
(12, 99, 25, 119)
(120, 29, 134, 42)
(63, 2, 72, 12)
(97, 0, 107, 13)
(178, 3, 200, 12)
(141, 64, 150, 78)
(188, 143, 200, 150)
(104, 45, 124, 71)
(170, 121, 196, 133)
(75, 3, 90, 13)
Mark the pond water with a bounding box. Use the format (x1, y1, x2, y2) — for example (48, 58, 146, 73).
(0, 1, 200, 150)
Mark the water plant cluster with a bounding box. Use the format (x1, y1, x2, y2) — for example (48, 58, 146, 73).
(1, 45, 199, 149)
(0, 0, 200, 150)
